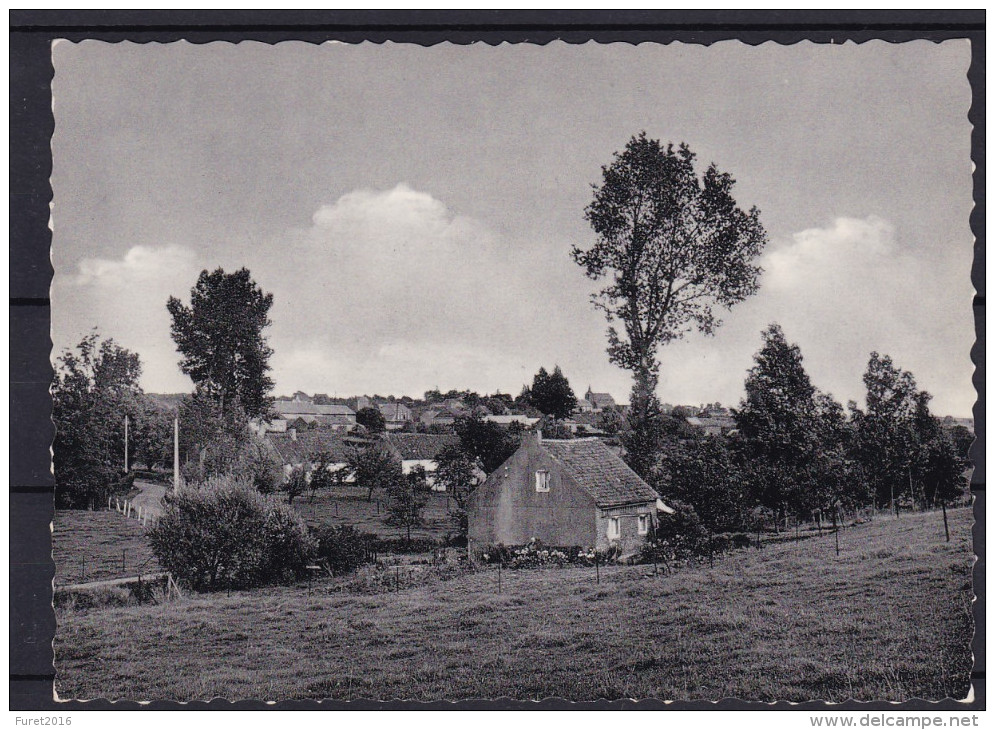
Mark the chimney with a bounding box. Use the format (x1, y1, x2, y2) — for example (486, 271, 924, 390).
(289, 427, 297, 441)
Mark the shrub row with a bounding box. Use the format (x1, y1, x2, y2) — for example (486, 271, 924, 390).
(479, 539, 622, 569)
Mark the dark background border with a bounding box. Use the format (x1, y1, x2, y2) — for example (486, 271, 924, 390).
(9, 9, 986, 712)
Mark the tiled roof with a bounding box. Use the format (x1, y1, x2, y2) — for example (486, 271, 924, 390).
(265, 432, 367, 465)
(570, 412, 604, 426)
(384, 433, 459, 461)
(542, 438, 659, 508)
(273, 400, 355, 417)
(422, 408, 458, 422)
(377, 402, 412, 421)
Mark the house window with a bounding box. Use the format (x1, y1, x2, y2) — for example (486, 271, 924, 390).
(607, 517, 620, 540)
(637, 514, 649, 536)
(535, 470, 550, 492)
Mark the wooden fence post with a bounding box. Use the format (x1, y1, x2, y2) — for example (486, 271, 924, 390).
(942, 502, 950, 542)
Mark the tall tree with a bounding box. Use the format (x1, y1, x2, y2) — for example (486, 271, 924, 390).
(850, 353, 922, 512)
(573, 132, 767, 429)
(385, 465, 431, 544)
(167, 268, 274, 418)
(177, 388, 251, 482)
(734, 325, 824, 523)
(53, 332, 144, 508)
(527, 365, 578, 420)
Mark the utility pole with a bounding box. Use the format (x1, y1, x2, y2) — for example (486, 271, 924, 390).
(124, 414, 129, 472)
(173, 417, 180, 494)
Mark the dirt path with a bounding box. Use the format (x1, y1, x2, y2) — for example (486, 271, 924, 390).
(130, 479, 168, 519)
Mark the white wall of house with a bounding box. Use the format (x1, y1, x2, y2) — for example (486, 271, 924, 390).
(401, 459, 444, 489)
(282, 461, 355, 483)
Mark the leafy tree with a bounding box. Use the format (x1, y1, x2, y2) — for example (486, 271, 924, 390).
(653, 435, 747, 533)
(283, 466, 308, 505)
(733, 325, 823, 523)
(53, 332, 144, 508)
(619, 388, 671, 478)
(305, 450, 341, 500)
(356, 406, 387, 433)
(385, 465, 431, 543)
(453, 412, 521, 473)
(131, 400, 174, 471)
(347, 443, 404, 502)
(850, 353, 923, 512)
(482, 392, 514, 416)
(177, 389, 251, 482)
(573, 132, 767, 436)
(527, 365, 578, 419)
(167, 267, 274, 418)
(236, 437, 284, 495)
(434, 444, 482, 510)
(948, 424, 975, 465)
(596, 406, 626, 435)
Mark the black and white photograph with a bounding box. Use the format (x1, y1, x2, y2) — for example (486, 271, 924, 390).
(37, 31, 978, 705)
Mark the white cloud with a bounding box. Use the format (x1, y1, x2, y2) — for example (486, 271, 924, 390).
(654, 215, 975, 415)
(254, 183, 607, 397)
(52, 244, 202, 392)
(72, 244, 197, 287)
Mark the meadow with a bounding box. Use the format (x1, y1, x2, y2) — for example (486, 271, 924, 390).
(286, 485, 456, 540)
(54, 507, 974, 702)
(53, 510, 159, 586)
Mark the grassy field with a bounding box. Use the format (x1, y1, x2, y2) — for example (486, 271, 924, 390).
(53, 510, 159, 586)
(54, 507, 974, 702)
(286, 485, 455, 540)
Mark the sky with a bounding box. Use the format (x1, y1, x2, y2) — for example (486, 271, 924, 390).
(50, 40, 976, 416)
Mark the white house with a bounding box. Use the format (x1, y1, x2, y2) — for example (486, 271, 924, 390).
(383, 433, 461, 490)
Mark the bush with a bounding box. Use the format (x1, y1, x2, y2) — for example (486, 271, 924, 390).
(315, 525, 376, 576)
(730, 532, 753, 550)
(639, 500, 711, 564)
(263, 507, 318, 583)
(239, 444, 284, 495)
(149, 476, 315, 592)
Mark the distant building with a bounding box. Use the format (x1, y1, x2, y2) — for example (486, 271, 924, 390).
(582, 387, 617, 413)
(420, 407, 461, 429)
(377, 402, 413, 430)
(382, 433, 461, 490)
(685, 414, 737, 437)
(467, 433, 666, 559)
(264, 430, 369, 480)
(566, 412, 606, 435)
(484, 414, 540, 428)
(272, 399, 357, 431)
